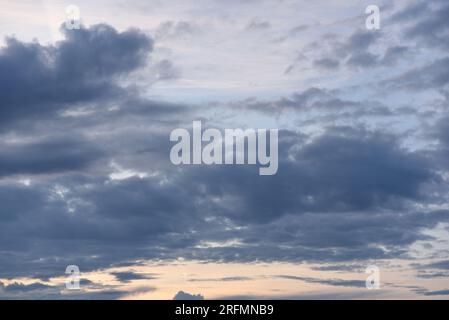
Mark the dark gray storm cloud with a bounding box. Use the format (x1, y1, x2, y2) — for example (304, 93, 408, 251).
(0, 23, 152, 127)
(0, 124, 443, 280)
(1, 0, 449, 299)
(179, 127, 435, 224)
(0, 136, 102, 177)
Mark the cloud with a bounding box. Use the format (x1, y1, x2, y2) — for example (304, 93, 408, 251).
(313, 58, 340, 70)
(0, 281, 130, 300)
(182, 127, 435, 224)
(389, 57, 449, 91)
(346, 52, 380, 68)
(390, 1, 431, 22)
(416, 271, 449, 279)
(402, 1, 449, 49)
(2, 0, 449, 299)
(234, 87, 395, 119)
(247, 20, 271, 30)
(155, 21, 199, 40)
(153, 59, 180, 81)
(0, 136, 103, 177)
(0, 125, 442, 278)
(0, 282, 54, 293)
(111, 271, 157, 283)
(173, 291, 204, 300)
(217, 290, 386, 300)
(276, 275, 366, 288)
(344, 31, 378, 53)
(422, 290, 449, 296)
(413, 288, 449, 297)
(311, 264, 364, 272)
(422, 260, 449, 271)
(188, 276, 253, 282)
(341, 32, 410, 69)
(307, 27, 411, 72)
(380, 46, 409, 66)
(0, 23, 153, 127)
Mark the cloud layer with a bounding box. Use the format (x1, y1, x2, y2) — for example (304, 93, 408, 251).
(1, 0, 449, 299)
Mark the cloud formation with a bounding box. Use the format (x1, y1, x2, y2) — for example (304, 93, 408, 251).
(1, 0, 449, 299)
(0, 23, 152, 127)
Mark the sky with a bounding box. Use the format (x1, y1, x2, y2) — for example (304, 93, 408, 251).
(0, 0, 449, 299)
